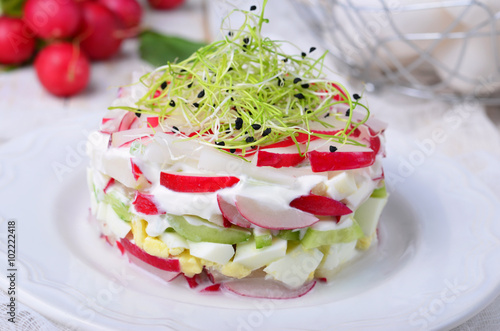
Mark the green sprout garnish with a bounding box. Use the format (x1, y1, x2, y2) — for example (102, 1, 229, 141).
(111, 0, 369, 156)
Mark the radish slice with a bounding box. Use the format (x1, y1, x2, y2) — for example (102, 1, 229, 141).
(160, 172, 240, 193)
(201, 283, 221, 292)
(217, 194, 252, 228)
(183, 274, 199, 289)
(256, 146, 306, 168)
(103, 178, 115, 193)
(118, 111, 138, 132)
(290, 194, 352, 216)
(120, 238, 181, 272)
(307, 150, 376, 172)
(235, 195, 319, 230)
(111, 127, 155, 148)
(125, 252, 180, 282)
(132, 192, 165, 215)
(223, 279, 316, 299)
(130, 158, 151, 183)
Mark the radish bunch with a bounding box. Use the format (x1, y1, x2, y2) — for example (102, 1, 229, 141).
(0, 0, 185, 97)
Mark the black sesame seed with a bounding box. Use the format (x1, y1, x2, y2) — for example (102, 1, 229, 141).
(180, 69, 186, 73)
(277, 77, 284, 87)
(172, 126, 179, 133)
(187, 82, 193, 88)
(169, 100, 176, 107)
(246, 136, 255, 143)
(353, 93, 361, 100)
(243, 37, 250, 44)
(198, 90, 205, 98)
(301, 83, 310, 89)
(345, 108, 350, 116)
(215, 141, 225, 146)
(226, 130, 231, 134)
(230, 149, 236, 153)
(161, 81, 167, 89)
(248, 111, 253, 116)
(329, 145, 338, 153)
(294, 93, 305, 100)
(301, 52, 306, 58)
(252, 123, 261, 130)
(228, 31, 234, 37)
(193, 102, 200, 108)
(228, 67, 233, 72)
(135, 112, 141, 118)
(309, 47, 316, 53)
(235, 117, 243, 130)
(282, 58, 288, 63)
(250, 5, 257, 10)
(251, 145, 257, 149)
(262, 128, 272, 136)
(293, 77, 302, 84)
(230, 97, 234, 101)
(306, 109, 312, 114)
(324, 113, 330, 118)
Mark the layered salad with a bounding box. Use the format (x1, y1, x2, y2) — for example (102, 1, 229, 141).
(86, 2, 388, 299)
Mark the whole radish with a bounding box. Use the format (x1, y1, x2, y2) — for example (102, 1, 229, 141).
(148, 0, 185, 10)
(23, 0, 83, 39)
(79, 2, 124, 60)
(0, 17, 36, 65)
(98, 0, 142, 30)
(35, 42, 90, 97)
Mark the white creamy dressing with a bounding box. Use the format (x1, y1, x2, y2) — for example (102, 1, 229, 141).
(87, 124, 382, 233)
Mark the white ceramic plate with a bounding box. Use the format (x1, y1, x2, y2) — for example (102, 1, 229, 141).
(1, 116, 500, 331)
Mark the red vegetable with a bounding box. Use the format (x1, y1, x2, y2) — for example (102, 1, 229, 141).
(23, 0, 83, 39)
(0, 17, 36, 65)
(79, 2, 124, 60)
(34, 42, 90, 97)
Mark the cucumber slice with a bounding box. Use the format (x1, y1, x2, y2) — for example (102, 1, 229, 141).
(168, 214, 251, 244)
(370, 182, 387, 198)
(301, 221, 364, 249)
(254, 229, 273, 249)
(277, 229, 300, 241)
(103, 192, 132, 222)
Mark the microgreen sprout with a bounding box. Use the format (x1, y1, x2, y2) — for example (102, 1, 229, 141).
(112, 0, 370, 154)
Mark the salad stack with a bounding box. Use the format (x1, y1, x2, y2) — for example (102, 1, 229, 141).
(86, 2, 388, 298)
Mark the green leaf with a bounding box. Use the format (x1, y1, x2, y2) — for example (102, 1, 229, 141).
(1, 0, 26, 17)
(139, 30, 206, 67)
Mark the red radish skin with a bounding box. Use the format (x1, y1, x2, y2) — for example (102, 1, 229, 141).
(183, 274, 199, 289)
(289, 194, 352, 216)
(116, 240, 125, 254)
(103, 178, 115, 193)
(148, 0, 185, 10)
(217, 195, 252, 228)
(201, 283, 221, 293)
(256, 149, 305, 168)
(130, 159, 151, 183)
(79, 2, 123, 60)
(34, 42, 90, 97)
(132, 192, 165, 215)
(223, 279, 316, 299)
(160, 172, 240, 193)
(0, 18, 36, 65)
(23, 0, 83, 39)
(98, 0, 142, 29)
(307, 150, 376, 172)
(120, 238, 180, 272)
